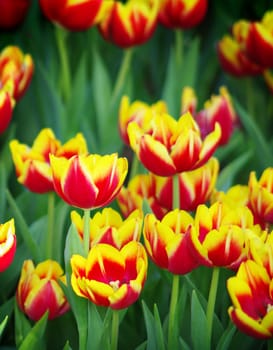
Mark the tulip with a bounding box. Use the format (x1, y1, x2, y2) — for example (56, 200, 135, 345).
(263, 70, 273, 95)
(180, 86, 197, 115)
(70, 208, 143, 249)
(98, 0, 159, 48)
(116, 173, 168, 219)
(153, 157, 219, 212)
(248, 169, 273, 226)
(227, 260, 273, 339)
(217, 34, 264, 77)
(189, 202, 261, 270)
(16, 259, 69, 321)
(70, 241, 147, 309)
(0, 219, 16, 273)
(143, 209, 199, 274)
(158, 0, 208, 29)
(10, 129, 88, 193)
(0, 46, 34, 100)
(195, 87, 238, 145)
(39, 0, 109, 31)
(119, 95, 167, 145)
(0, 88, 14, 134)
(50, 153, 128, 210)
(128, 111, 221, 176)
(0, 0, 31, 30)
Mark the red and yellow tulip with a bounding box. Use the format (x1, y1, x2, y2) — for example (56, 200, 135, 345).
(119, 95, 167, 145)
(0, 46, 34, 100)
(227, 260, 273, 339)
(16, 259, 69, 321)
(39, 0, 109, 31)
(50, 153, 128, 209)
(71, 208, 143, 249)
(0, 86, 14, 134)
(0, 219, 16, 273)
(158, 0, 208, 29)
(128, 111, 221, 176)
(0, 0, 31, 29)
(143, 209, 199, 274)
(116, 173, 168, 220)
(71, 241, 147, 309)
(248, 168, 273, 226)
(98, 0, 159, 48)
(153, 157, 219, 212)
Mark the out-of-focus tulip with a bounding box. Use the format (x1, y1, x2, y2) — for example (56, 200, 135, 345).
(71, 241, 147, 309)
(128, 111, 221, 176)
(153, 157, 219, 211)
(195, 87, 238, 145)
(180, 86, 197, 115)
(248, 169, 273, 226)
(211, 184, 249, 208)
(50, 153, 128, 209)
(0, 0, 31, 30)
(143, 209, 199, 274)
(158, 0, 208, 29)
(119, 95, 167, 145)
(217, 35, 264, 77)
(39, 0, 109, 31)
(16, 259, 69, 321)
(10, 129, 88, 193)
(0, 219, 16, 272)
(116, 173, 168, 220)
(227, 260, 273, 339)
(71, 208, 143, 249)
(189, 202, 262, 270)
(98, 0, 159, 48)
(0, 46, 34, 100)
(0, 86, 14, 134)
(263, 70, 273, 95)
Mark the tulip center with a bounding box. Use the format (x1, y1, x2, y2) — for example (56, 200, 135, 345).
(109, 280, 120, 291)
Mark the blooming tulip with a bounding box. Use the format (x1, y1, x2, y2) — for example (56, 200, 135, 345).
(71, 241, 147, 309)
(189, 201, 262, 270)
(0, 46, 34, 100)
(128, 111, 221, 176)
(227, 260, 273, 339)
(70, 208, 143, 249)
(0, 0, 31, 30)
(158, 0, 208, 29)
(0, 219, 16, 272)
(16, 259, 69, 321)
(39, 0, 109, 31)
(119, 95, 167, 145)
(0, 88, 14, 134)
(143, 209, 199, 274)
(98, 0, 159, 48)
(116, 173, 168, 219)
(153, 157, 219, 212)
(10, 129, 88, 193)
(50, 153, 128, 209)
(248, 169, 273, 226)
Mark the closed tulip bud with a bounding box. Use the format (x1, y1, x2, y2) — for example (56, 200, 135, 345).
(0, 0, 31, 30)
(0, 219, 16, 272)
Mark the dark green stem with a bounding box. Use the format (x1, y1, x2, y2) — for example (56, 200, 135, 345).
(111, 48, 134, 108)
(55, 25, 71, 103)
(111, 309, 119, 350)
(168, 274, 180, 350)
(83, 209, 90, 257)
(45, 192, 55, 259)
(175, 30, 183, 69)
(206, 267, 220, 348)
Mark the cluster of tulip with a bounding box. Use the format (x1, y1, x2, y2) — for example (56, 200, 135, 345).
(217, 10, 273, 94)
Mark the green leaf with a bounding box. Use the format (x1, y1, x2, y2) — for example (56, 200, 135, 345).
(216, 322, 236, 350)
(64, 222, 84, 267)
(14, 302, 32, 347)
(0, 316, 8, 339)
(153, 304, 166, 350)
(234, 99, 273, 167)
(191, 290, 210, 350)
(216, 150, 252, 191)
(62, 341, 72, 350)
(18, 311, 48, 350)
(86, 302, 105, 350)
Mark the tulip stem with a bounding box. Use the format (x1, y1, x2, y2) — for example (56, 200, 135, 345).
(175, 30, 183, 69)
(172, 174, 180, 210)
(206, 267, 220, 348)
(111, 309, 119, 350)
(45, 192, 55, 259)
(55, 25, 72, 103)
(83, 209, 90, 257)
(111, 48, 134, 108)
(168, 274, 180, 350)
